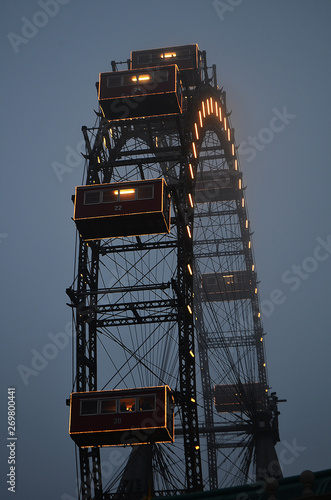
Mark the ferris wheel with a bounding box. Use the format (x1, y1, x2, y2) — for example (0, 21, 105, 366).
(66, 44, 283, 500)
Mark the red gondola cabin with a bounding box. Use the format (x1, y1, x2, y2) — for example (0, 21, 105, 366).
(131, 44, 202, 87)
(195, 169, 243, 204)
(69, 385, 174, 447)
(201, 271, 256, 302)
(98, 65, 182, 120)
(73, 178, 171, 240)
(214, 383, 265, 413)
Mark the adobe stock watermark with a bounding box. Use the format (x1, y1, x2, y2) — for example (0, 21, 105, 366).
(52, 139, 85, 183)
(234, 438, 307, 499)
(61, 448, 126, 500)
(261, 234, 331, 318)
(213, 0, 244, 22)
(238, 106, 296, 164)
(17, 321, 73, 386)
(7, 0, 72, 54)
(0, 233, 9, 245)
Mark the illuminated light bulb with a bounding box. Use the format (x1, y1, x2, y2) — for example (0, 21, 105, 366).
(265, 388, 268, 392)
(187, 263, 193, 275)
(202, 101, 206, 118)
(120, 189, 135, 195)
(255, 287, 258, 294)
(195, 445, 200, 450)
(132, 74, 151, 82)
(252, 264, 255, 271)
(186, 225, 192, 238)
(187, 304, 192, 314)
(192, 142, 197, 158)
(198, 110, 203, 128)
(231, 143, 235, 156)
(258, 312, 261, 318)
(189, 163, 194, 179)
(234, 158, 238, 170)
(206, 99, 210, 115)
(188, 193, 194, 208)
(245, 220, 249, 229)
(241, 198, 245, 207)
(263, 362, 266, 367)
(215, 104, 218, 117)
(210, 97, 214, 114)
(219, 107, 222, 121)
(191, 398, 195, 403)
(103, 137, 107, 149)
(139, 74, 151, 81)
(97, 157, 101, 163)
(260, 337, 263, 342)
(161, 52, 176, 58)
(194, 122, 199, 140)
(224, 116, 227, 131)
(248, 240, 251, 249)
(227, 128, 231, 141)
(239, 179, 242, 190)
(189, 350, 195, 357)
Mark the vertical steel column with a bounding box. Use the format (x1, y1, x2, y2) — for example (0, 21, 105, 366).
(174, 159, 203, 492)
(76, 239, 102, 500)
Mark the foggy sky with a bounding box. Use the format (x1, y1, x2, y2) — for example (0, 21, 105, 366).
(1, 1, 330, 499)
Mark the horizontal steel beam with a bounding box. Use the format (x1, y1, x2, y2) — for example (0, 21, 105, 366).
(97, 313, 178, 327)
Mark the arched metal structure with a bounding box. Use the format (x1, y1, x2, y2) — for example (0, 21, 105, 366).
(66, 45, 282, 500)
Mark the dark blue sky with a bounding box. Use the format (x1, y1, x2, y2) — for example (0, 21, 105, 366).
(1, 1, 330, 499)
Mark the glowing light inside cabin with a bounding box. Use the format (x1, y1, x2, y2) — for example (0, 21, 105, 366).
(161, 52, 177, 58)
(131, 74, 151, 82)
(114, 189, 136, 195)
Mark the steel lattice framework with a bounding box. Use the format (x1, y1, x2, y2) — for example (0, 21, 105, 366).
(66, 47, 282, 500)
